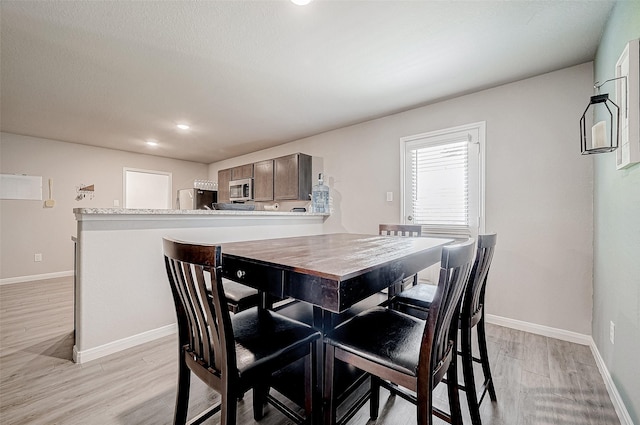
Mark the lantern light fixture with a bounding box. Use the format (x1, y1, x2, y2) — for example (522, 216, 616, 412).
(580, 77, 626, 155)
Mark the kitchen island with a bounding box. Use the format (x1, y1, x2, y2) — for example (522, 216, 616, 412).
(73, 208, 327, 363)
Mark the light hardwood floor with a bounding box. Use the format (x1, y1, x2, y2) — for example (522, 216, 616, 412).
(0, 277, 621, 425)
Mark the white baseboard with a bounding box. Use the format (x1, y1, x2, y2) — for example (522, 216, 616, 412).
(485, 313, 633, 425)
(0, 270, 74, 286)
(589, 338, 635, 425)
(73, 323, 177, 364)
(485, 313, 592, 345)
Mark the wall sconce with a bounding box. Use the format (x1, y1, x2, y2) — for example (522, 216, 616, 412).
(580, 77, 625, 155)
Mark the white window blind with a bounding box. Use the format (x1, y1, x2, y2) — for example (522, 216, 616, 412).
(401, 122, 485, 239)
(410, 139, 469, 237)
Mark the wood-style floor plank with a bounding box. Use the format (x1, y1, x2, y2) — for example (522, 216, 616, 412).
(0, 278, 622, 424)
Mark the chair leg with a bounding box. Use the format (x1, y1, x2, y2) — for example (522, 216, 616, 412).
(370, 376, 380, 420)
(446, 341, 463, 425)
(416, 374, 433, 425)
(221, 392, 237, 425)
(461, 323, 482, 425)
(323, 344, 337, 425)
(174, 355, 191, 425)
(252, 382, 269, 421)
(477, 315, 497, 401)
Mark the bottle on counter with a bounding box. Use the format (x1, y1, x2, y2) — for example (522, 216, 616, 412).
(311, 173, 329, 213)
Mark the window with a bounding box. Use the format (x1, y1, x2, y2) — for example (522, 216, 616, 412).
(401, 122, 485, 239)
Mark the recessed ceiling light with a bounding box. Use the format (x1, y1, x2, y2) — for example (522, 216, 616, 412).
(146, 139, 158, 146)
(291, 0, 312, 5)
(176, 124, 190, 130)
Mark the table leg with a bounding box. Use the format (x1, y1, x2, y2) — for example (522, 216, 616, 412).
(312, 306, 337, 425)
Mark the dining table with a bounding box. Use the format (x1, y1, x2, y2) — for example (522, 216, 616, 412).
(220, 232, 453, 424)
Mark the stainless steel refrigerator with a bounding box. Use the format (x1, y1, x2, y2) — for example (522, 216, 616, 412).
(177, 189, 217, 210)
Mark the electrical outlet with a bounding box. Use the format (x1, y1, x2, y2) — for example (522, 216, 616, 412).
(113, 199, 120, 207)
(610, 321, 615, 344)
(34, 253, 42, 262)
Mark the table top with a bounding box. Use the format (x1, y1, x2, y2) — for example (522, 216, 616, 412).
(221, 233, 452, 282)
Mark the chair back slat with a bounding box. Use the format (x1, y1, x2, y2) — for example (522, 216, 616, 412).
(464, 234, 497, 321)
(165, 258, 198, 350)
(379, 224, 422, 237)
(185, 262, 215, 365)
(163, 238, 236, 375)
(418, 239, 475, 385)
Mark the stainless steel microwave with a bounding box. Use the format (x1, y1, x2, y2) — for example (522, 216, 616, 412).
(229, 178, 253, 201)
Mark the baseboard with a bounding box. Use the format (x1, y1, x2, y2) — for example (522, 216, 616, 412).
(485, 313, 633, 425)
(589, 338, 635, 425)
(0, 270, 74, 286)
(73, 323, 177, 364)
(485, 313, 592, 345)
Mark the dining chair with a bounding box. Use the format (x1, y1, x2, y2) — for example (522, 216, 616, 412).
(221, 278, 259, 313)
(379, 224, 423, 290)
(391, 233, 498, 425)
(323, 239, 476, 425)
(163, 237, 321, 425)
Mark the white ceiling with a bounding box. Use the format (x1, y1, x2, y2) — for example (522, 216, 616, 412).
(1, 1, 615, 164)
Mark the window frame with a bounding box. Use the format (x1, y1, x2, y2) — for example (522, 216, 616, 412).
(399, 121, 486, 239)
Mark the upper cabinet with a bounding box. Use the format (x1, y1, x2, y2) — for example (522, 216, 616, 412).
(253, 159, 274, 201)
(218, 164, 253, 203)
(217, 153, 312, 203)
(274, 153, 312, 201)
(217, 168, 231, 203)
(231, 164, 254, 180)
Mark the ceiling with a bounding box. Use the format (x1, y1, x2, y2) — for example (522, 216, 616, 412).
(1, 1, 615, 164)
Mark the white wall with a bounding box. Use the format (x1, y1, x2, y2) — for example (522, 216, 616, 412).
(210, 63, 595, 335)
(0, 133, 208, 280)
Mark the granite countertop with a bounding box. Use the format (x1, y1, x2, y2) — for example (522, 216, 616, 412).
(73, 208, 327, 217)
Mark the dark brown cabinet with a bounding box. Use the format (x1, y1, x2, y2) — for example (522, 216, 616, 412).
(218, 153, 311, 203)
(274, 153, 312, 201)
(253, 159, 274, 201)
(217, 168, 231, 203)
(231, 164, 254, 180)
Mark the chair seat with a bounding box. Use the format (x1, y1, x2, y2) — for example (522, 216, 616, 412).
(325, 306, 425, 377)
(394, 283, 437, 310)
(223, 278, 259, 303)
(232, 307, 320, 382)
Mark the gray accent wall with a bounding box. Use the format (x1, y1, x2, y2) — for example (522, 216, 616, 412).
(593, 2, 640, 423)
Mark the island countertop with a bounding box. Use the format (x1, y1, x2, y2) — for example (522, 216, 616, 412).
(74, 207, 328, 220)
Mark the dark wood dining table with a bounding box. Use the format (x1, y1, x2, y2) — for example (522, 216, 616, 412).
(220, 232, 452, 423)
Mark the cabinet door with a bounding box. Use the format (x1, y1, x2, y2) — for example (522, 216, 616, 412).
(274, 154, 311, 200)
(217, 169, 231, 203)
(253, 159, 274, 201)
(274, 154, 299, 200)
(231, 164, 254, 180)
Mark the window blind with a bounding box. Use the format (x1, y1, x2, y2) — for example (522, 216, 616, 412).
(409, 140, 470, 237)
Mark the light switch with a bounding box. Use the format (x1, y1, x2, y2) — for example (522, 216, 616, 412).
(386, 192, 393, 202)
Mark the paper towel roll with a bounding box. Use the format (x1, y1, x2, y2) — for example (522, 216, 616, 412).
(264, 203, 279, 211)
